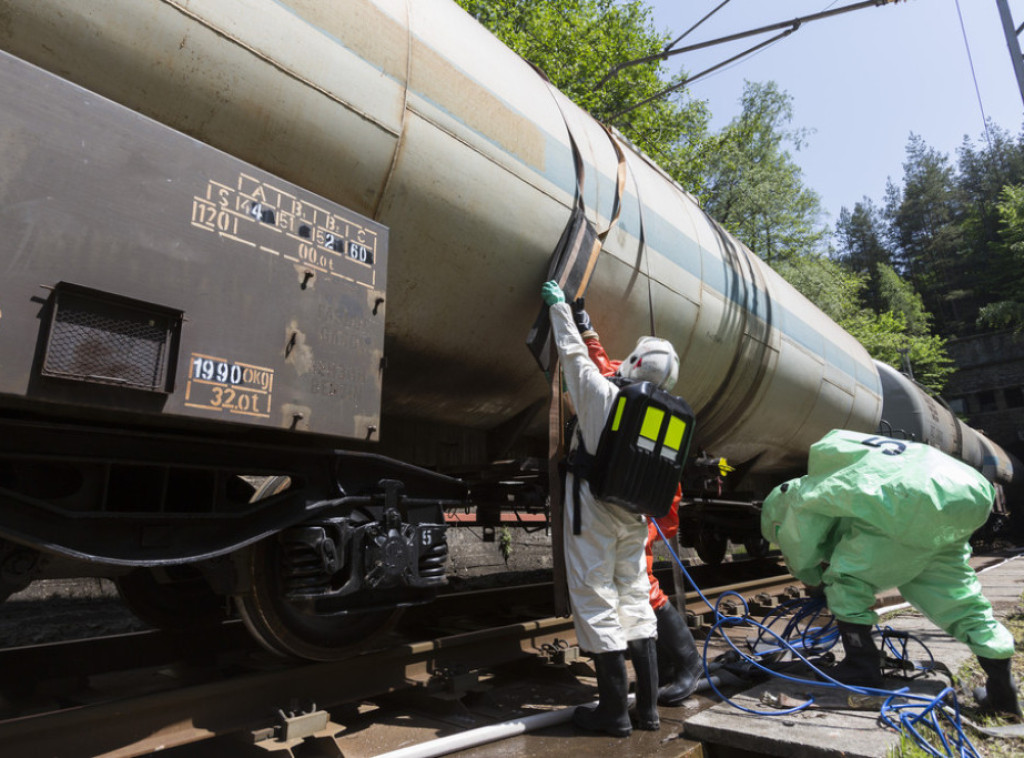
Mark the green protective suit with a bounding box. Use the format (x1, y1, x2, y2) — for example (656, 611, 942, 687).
(761, 429, 1014, 660)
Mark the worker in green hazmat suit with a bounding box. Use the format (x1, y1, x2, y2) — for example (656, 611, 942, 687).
(762, 429, 1021, 718)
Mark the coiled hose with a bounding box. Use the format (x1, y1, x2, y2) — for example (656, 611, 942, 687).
(653, 520, 980, 758)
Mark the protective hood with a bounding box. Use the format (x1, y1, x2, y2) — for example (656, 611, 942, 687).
(765, 429, 995, 551)
(618, 336, 679, 391)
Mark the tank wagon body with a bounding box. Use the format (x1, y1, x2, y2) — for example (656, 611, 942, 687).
(875, 362, 1015, 483)
(0, 0, 1014, 657)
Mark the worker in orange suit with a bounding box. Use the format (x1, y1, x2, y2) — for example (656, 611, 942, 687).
(572, 297, 704, 705)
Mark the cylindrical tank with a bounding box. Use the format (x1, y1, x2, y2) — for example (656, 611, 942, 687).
(876, 361, 1017, 484)
(0, 0, 883, 476)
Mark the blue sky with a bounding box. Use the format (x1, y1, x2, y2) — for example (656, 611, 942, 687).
(645, 0, 1024, 230)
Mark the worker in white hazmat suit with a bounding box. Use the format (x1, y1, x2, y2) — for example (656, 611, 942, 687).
(762, 429, 1020, 718)
(542, 279, 681, 737)
(571, 297, 704, 706)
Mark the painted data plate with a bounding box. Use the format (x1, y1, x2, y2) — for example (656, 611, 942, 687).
(191, 174, 381, 290)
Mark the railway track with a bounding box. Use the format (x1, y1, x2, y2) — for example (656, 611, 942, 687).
(0, 551, 1013, 756)
(0, 558, 784, 755)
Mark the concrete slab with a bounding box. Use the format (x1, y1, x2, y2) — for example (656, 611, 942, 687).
(684, 556, 1024, 758)
(682, 676, 953, 758)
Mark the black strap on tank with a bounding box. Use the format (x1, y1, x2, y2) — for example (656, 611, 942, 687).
(524, 68, 627, 613)
(525, 80, 628, 373)
(547, 343, 570, 617)
(566, 427, 594, 536)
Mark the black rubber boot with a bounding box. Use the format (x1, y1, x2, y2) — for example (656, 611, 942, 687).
(573, 650, 632, 737)
(654, 604, 703, 706)
(627, 637, 660, 730)
(825, 620, 883, 688)
(974, 656, 1023, 719)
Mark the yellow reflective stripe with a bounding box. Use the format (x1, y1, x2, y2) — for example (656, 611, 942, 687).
(611, 397, 627, 431)
(665, 416, 687, 451)
(639, 407, 664, 441)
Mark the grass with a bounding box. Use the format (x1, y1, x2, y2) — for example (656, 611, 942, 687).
(948, 603, 1024, 758)
(888, 600, 1024, 758)
(888, 730, 943, 758)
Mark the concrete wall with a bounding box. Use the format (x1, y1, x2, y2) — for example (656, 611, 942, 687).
(945, 331, 1024, 454)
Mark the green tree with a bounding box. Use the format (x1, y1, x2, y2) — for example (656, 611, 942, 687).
(834, 199, 891, 313)
(875, 263, 931, 337)
(455, 0, 711, 193)
(702, 81, 826, 263)
(957, 125, 1024, 325)
(884, 134, 966, 335)
(842, 310, 954, 393)
(994, 176, 1024, 241)
(776, 255, 952, 393)
(957, 125, 1024, 250)
(977, 183, 1024, 331)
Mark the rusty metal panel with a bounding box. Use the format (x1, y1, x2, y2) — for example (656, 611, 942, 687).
(0, 50, 387, 441)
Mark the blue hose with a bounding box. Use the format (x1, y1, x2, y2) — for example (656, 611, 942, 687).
(652, 519, 979, 757)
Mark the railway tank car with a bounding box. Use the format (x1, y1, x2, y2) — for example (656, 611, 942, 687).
(0, 0, 1015, 658)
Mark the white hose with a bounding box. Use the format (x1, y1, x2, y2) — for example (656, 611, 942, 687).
(372, 693, 642, 758)
(370, 705, 579, 758)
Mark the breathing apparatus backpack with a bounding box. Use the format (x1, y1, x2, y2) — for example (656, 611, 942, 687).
(567, 378, 695, 531)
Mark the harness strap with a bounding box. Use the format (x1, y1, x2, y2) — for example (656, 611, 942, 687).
(543, 86, 628, 299)
(547, 344, 571, 617)
(565, 378, 629, 535)
(597, 123, 627, 243)
(567, 426, 595, 536)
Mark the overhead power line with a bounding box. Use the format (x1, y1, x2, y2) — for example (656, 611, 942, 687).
(607, 28, 799, 121)
(663, 0, 734, 51)
(598, 0, 906, 120)
(954, 0, 991, 147)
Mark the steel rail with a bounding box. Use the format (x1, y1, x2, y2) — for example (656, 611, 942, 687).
(2, 552, 1012, 756)
(0, 573, 789, 756)
(0, 616, 576, 757)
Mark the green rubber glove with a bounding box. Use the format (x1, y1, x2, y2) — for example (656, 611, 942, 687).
(542, 280, 565, 306)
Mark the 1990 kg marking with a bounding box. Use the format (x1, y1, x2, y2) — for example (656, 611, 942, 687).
(191, 357, 272, 391)
(185, 354, 274, 419)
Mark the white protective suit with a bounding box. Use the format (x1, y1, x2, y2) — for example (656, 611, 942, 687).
(549, 301, 657, 653)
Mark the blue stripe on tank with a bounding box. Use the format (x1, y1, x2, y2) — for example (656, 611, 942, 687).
(331, 18, 880, 397)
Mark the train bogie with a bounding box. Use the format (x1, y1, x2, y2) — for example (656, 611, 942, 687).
(0, 47, 465, 656)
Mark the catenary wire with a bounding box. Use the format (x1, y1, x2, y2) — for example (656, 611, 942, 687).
(953, 0, 992, 148)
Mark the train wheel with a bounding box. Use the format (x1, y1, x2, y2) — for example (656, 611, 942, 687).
(115, 567, 227, 631)
(234, 535, 401, 660)
(234, 475, 400, 660)
(743, 537, 770, 559)
(695, 529, 728, 566)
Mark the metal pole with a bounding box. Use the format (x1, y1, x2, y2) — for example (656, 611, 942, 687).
(996, 0, 1024, 110)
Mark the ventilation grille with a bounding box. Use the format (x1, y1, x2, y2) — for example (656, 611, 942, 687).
(42, 284, 181, 393)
